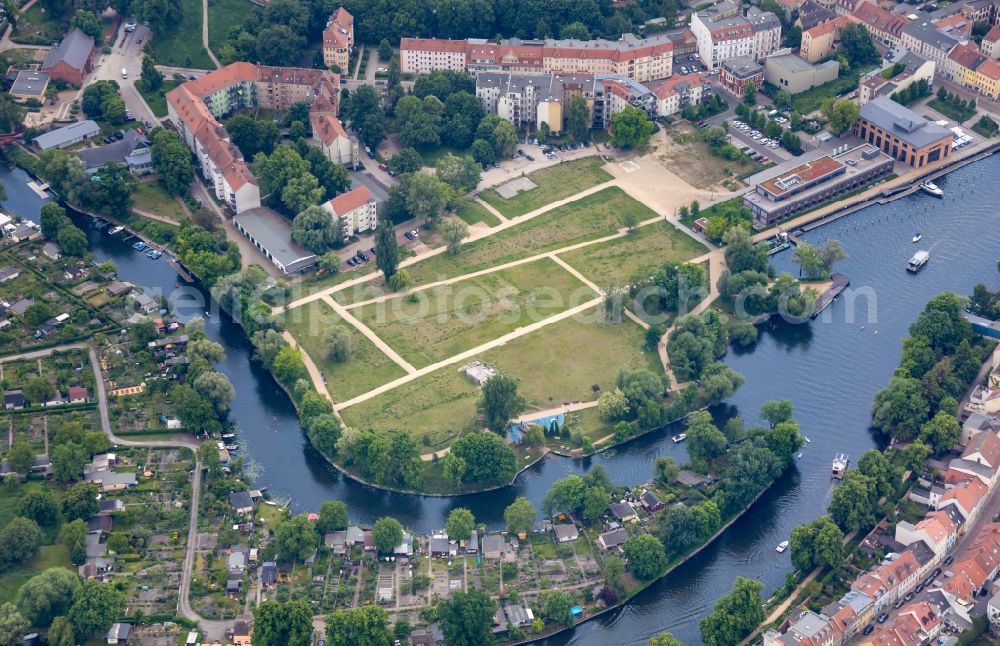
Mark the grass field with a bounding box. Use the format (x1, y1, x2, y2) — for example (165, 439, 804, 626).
(352, 258, 596, 369)
(556, 220, 707, 286)
(455, 200, 501, 227)
(206, 0, 247, 55)
(0, 544, 73, 605)
(133, 181, 188, 223)
(12, 4, 64, 44)
(928, 98, 976, 124)
(283, 300, 407, 402)
(146, 0, 214, 69)
(479, 157, 613, 217)
(402, 187, 655, 289)
(340, 310, 659, 439)
(138, 79, 182, 118)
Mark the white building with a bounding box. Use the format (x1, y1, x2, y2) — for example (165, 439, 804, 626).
(649, 73, 705, 116)
(691, 1, 781, 70)
(321, 185, 377, 237)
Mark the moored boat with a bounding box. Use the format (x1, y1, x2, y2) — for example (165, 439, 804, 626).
(108, 226, 124, 235)
(920, 180, 943, 197)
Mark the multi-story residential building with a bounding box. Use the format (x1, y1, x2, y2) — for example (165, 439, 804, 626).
(796, 0, 837, 31)
(166, 62, 340, 214)
(401, 33, 676, 83)
(320, 185, 376, 237)
(800, 15, 858, 63)
(852, 550, 923, 613)
(475, 72, 565, 130)
(901, 17, 962, 69)
(934, 13, 974, 39)
(937, 478, 989, 529)
(310, 96, 359, 168)
(944, 523, 1000, 604)
(854, 97, 954, 168)
(719, 55, 765, 94)
(322, 7, 354, 73)
(852, 2, 908, 48)
(649, 73, 704, 116)
(690, 2, 782, 69)
(859, 601, 942, 646)
(859, 51, 935, 104)
(897, 508, 963, 558)
(982, 25, 1000, 58)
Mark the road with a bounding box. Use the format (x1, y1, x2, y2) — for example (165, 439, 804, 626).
(91, 23, 159, 126)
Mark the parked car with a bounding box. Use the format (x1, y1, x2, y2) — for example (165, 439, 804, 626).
(863, 625, 875, 635)
(347, 258, 357, 266)
(877, 613, 889, 624)
(378, 163, 388, 171)
(525, 154, 534, 161)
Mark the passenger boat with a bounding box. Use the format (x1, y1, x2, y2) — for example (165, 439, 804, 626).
(907, 250, 930, 272)
(920, 180, 943, 197)
(912, 233, 922, 243)
(672, 433, 687, 443)
(108, 226, 124, 235)
(832, 453, 849, 479)
(776, 540, 789, 553)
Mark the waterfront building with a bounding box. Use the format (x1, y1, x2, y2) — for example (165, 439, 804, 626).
(764, 50, 839, 94)
(854, 97, 953, 168)
(690, 2, 782, 70)
(32, 120, 100, 151)
(742, 144, 894, 228)
(322, 7, 354, 73)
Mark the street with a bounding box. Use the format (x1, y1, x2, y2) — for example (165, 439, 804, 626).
(91, 23, 158, 126)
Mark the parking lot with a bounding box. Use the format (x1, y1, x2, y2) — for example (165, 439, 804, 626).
(728, 114, 794, 163)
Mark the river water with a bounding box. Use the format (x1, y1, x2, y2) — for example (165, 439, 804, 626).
(2, 155, 999, 644)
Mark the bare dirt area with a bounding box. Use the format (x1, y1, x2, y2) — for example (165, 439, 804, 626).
(653, 124, 753, 193)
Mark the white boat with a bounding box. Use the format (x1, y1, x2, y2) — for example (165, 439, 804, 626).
(907, 250, 930, 272)
(832, 453, 849, 479)
(672, 433, 687, 443)
(912, 233, 922, 243)
(920, 180, 943, 197)
(776, 540, 789, 553)
(796, 452, 803, 459)
(108, 226, 124, 235)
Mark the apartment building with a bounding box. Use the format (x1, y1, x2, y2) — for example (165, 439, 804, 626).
(901, 17, 962, 69)
(690, 1, 782, 69)
(859, 601, 942, 646)
(859, 51, 935, 105)
(402, 33, 676, 83)
(800, 15, 858, 63)
(982, 25, 1000, 58)
(854, 96, 953, 168)
(322, 7, 354, 72)
(852, 2, 908, 48)
(719, 55, 764, 94)
(946, 43, 1000, 99)
(166, 62, 340, 214)
(648, 73, 705, 116)
(852, 550, 922, 613)
(320, 185, 376, 237)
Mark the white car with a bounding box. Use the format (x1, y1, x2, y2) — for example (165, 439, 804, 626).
(124, 22, 136, 32)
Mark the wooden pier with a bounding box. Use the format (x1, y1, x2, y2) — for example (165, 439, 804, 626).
(812, 273, 850, 318)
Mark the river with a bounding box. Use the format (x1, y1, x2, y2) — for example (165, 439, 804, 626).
(2, 154, 999, 644)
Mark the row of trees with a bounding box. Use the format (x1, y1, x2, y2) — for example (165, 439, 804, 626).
(36, 150, 137, 219)
(39, 203, 87, 256)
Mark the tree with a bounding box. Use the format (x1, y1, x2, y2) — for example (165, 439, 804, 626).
(871, 376, 930, 441)
(541, 590, 574, 626)
(40, 202, 68, 239)
(50, 443, 88, 482)
(140, 54, 163, 91)
(440, 218, 469, 256)
(56, 223, 87, 256)
(374, 220, 400, 280)
(324, 326, 353, 363)
(252, 600, 314, 646)
(438, 589, 497, 646)
(654, 457, 680, 487)
(291, 204, 337, 254)
(611, 105, 654, 149)
(61, 519, 87, 565)
(903, 440, 932, 473)
(598, 388, 630, 422)
(67, 581, 122, 641)
(839, 23, 880, 67)
(89, 162, 136, 215)
(828, 470, 878, 531)
(396, 95, 444, 147)
(372, 517, 403, 554)
(378, 38, 393, 61)
(193, 371, 235, 415)
(920, 410, 961, 456)
(0, 517, 41, 566)
(470, 139, 495, 165)
(602, 555, 624, 588)
(6, 440, 35, 475)
(503, 497, 536, 536)
(821, 98, 861, 136)
(81, 81, 119, 120)
(24, 376, 55, 405)
(761, 399, 793, 427)
(274, 515, 319, 562)
(16, 568, 80, 627)
(478, 373, 525, 434)
(492, 119, 517, 158)
(281, 172, 324, 214)
(389, 148, 423, 175)
(325, 605, 393, 646)
(450, 432, 516, 484)
(623, 534, 667, 580)
(436, 153, 481, 192)
(400, 172, 450, 221)
(743, 81, 758, 105)
(441, 451, 467, 485)
(790, 516, 844, 572)
(566, 95, 591, 141)
(685, 411, 727, 472)
(700, 577, 765, 646)
(317, 501, 348, 533)
(649, 634, 684, 646)
(47, 616, 75, 646)
(70, 10, 103, 40)
(0, 603, 27, 646)
(446, 508, 475, 540)
(18, 487, 58, 526)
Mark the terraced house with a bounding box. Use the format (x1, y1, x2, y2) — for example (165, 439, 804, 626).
(166, 63, 340, 213)
(690, 1, 782, 70)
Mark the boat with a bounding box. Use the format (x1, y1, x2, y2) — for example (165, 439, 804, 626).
(225, 444, 239, 451)
(221, 433, 236, 440)
(907, 250, 930, 272)
(133, 242, 147, 251)
(912, 233, 922, 243)
(776, 540, 789, 553)
(920, 180, 943, 197)
(832, 453, 849, 479)
(672, 433, 687, 443)
(108, 226, 124, 235)
(796, 452, 803, 459)
(805, 436, 811, 443)
(147, 250, 162, 259)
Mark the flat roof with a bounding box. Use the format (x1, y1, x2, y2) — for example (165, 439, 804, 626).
(721, 56, 763, 78)
(234, 207, 316, 271)
(10, 70, 49, 97)
(759, 155, 845, 197)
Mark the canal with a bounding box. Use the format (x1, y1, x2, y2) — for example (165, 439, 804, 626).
(2, 154, 999, 644)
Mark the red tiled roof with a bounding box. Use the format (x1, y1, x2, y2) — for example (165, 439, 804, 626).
(985, 25, 1000, 43)
(979, 59, 1000, 81)
(326, 185, 372, 215)
(962, 428, 1000, 466)
(649, 73, 703, 99)
(938, 478, 987, 516)
(804, 14, 857, 39)
(948, 42, 987, 70)
(402, 38, 469, 54)
(852, 3, 907, 36)
(759, 155, 844, 197)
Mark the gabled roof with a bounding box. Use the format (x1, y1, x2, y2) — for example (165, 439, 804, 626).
(324, 185, 373, 215)
(42, 28, 94, 72)
(852, 3, 907, 36)
(962, 429, 1000, 466)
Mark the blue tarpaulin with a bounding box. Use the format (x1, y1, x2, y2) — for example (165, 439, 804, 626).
(509, 413, 565, 440)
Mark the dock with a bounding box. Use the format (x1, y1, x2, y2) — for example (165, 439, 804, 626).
(169, 259, 194, 283)
(812, 273, 850, 318)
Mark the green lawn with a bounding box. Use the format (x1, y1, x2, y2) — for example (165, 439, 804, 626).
(790, 64, 876, 114)
(556, 220, 707, 287)
(138, 79, 182, 118)
(455, 200, 501, 227)
(403, 187, 656, 289)
(282, 299, 407, 402)
(146, 0, 214, 69)
(12, 4, 65, 45)
(927, 98, 976, 124)
(340, 309, 658, 439)
(479, 157, 613, 217)
(133, 181, 188, 223)
(206, 0, 248, 55)
(0, 545, 73, 605)
(352, 258, 596, 369)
